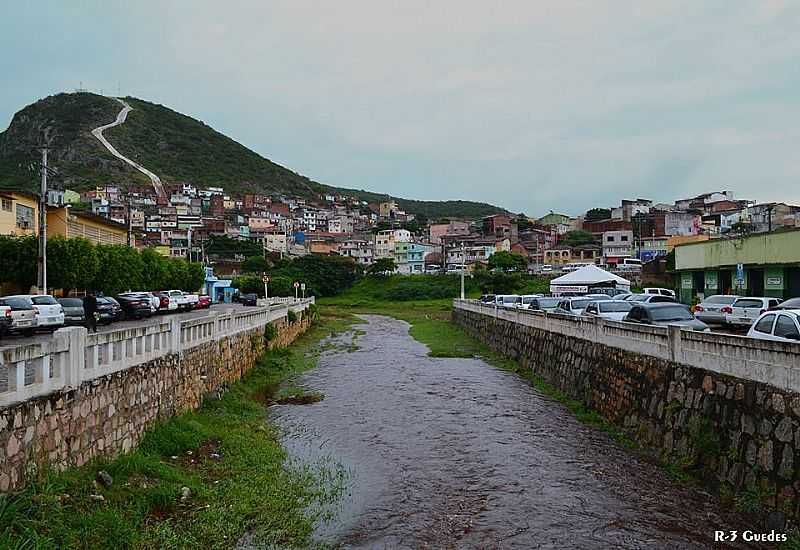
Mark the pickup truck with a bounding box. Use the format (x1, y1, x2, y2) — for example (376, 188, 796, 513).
(182, 292, 199, 310)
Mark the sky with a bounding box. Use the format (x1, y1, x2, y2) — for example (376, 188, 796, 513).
(2, 0, 800, 216)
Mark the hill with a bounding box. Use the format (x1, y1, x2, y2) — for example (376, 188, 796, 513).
(0, 92, 506, 219)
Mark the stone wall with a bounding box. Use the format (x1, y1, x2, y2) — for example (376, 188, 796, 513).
(453, 307, 800, 517)
(0, 317, 311, 492)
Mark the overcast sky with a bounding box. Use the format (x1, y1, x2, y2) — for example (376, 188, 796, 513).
(2, 1, 799, 216)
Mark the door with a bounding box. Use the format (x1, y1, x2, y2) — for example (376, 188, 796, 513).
(719, 270, 733, 295)
(787, 267, 800, 299)
(749, 268, 765, 296)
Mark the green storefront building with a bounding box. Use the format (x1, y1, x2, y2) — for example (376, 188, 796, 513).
(674, 229, 800, 303)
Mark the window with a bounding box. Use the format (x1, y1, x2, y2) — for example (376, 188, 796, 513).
(607, 236, 615, 242)
(753, 314, 776, 334)
(734, 299, 763, 309)
(621, 235, 629, 242)
(1, 198, 11, 212)
(650, 296, 675, 303)
(16, 204, 34, 229)
(774, 315, 800, 339)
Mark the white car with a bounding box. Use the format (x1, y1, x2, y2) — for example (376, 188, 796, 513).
(581, 300, 633, 321)
(518, 294, 544, 309)
(644, 287, 676, 298)
(555, 296, 605, 316)
(166, 290, 191, 311)
(693, 295, 738, 325)
(182, 292, 199, 310)
(6, 294, 65, 331)
(495, 295, 521, 308)
(724, 296, 781, 328)
(746, 310, 800, 343)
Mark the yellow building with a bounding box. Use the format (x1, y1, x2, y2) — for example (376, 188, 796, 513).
(47, 207, 128, 245)
(0, 191, 40, 236)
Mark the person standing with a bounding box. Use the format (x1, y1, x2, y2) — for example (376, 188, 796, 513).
(83, 291, 98, 333)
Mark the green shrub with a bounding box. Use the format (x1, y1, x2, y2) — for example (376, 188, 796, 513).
(287, 310, 298, 324)
(263, 322, 278, 342)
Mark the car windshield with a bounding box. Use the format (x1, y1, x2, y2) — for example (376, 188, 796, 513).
(778, 298, 800, 309)
(569, 299, 592, 309)
(537, 298, 561, 308)
(502, 296, 518, 304)
(600, 302, 632, 312)
(59, 298, 83, 306)
(705, 295, 737, 304)
(1, 297, 32, 310)
(627, 295, 648, 301)
(31, 295, 58, 305)
(650, 305, 693, 321)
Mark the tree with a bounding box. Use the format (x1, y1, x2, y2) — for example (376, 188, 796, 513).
(560, 230, 595, 247)
(242, 255, 270, 274)
(93, 245, 144, 294)
(47, 236, 98, 291)
(585, 208, 611, 222)
(487, 251, 527, 272)
(0, 235, 37, 290)
(367, 258, 397, 276)
(141, 247, 169, 290)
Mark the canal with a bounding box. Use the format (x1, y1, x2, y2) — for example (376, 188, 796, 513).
(272, 315, 758, 549)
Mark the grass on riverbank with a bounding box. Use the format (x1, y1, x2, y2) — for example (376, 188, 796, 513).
(0, 312, 354, 549)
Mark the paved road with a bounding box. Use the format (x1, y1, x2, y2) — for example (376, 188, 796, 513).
(273, 315, 763, 549)
(0, 303, 250, 349)
(91, 97, 166, 198)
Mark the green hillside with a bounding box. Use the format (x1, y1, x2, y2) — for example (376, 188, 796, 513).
(0, 93, 506, 218)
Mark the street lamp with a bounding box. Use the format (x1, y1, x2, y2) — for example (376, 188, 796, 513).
(293, 281, 300, 301)
(262, 273, 270, 302)
(301, 282, 306, 300)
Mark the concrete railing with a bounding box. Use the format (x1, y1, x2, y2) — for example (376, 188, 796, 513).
(0, 300, 314, 408)
(454, 299, 800, 392)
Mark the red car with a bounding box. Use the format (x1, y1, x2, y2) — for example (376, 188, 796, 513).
(198, 295, 212, 309)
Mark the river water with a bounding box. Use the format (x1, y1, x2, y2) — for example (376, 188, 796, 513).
(271, 315, 761, 549)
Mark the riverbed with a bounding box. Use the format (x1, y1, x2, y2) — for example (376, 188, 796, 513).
(271, 315, 761, 549)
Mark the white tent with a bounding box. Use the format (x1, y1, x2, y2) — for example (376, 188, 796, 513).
(549, 264, 631, 295)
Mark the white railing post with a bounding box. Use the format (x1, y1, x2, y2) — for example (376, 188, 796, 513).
(668, 325, 682, 363)
(170, 317, 182, 354)
(64, 326, 87, 389)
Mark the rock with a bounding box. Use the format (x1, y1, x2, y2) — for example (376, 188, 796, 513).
(735, 384, 745, 401)
(702, 376, 714, 393)
(96, 470, 113, 488)
(758, 440, 774, 472)
(773, 394, 786, 414)
(759, 418, 773, 437)
(779, 445, 794, 479)
(180, 486, 191, 502)
(792, 397, 800, 419)
(210, 452, 221, 460)
(741, 415, 756, 435)
(775, 418, 793, 443)
(746, 440, 758, 465)
(767, 511, 786, 532)
(89, 494, 105, 502)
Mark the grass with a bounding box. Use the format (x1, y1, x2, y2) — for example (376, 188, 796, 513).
(0, 312, 354, 549)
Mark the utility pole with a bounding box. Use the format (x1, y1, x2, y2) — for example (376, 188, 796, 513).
(126, 195, 133, 247)
(37, 146, 49, 294)
(460, 242, 466, 299)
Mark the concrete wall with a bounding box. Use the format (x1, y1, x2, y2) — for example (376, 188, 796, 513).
(453, 302, 800, 518)
(0, 302, 313, 491)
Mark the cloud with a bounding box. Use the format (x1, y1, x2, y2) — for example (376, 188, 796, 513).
(2, 0, 800, 214)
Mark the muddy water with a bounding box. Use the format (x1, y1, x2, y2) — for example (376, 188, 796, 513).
(272, 315, 760, 549)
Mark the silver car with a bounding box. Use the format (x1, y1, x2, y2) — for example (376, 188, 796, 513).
(693, 295, 738, 325)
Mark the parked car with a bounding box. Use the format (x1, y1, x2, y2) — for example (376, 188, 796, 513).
(516, 295, 544, 309)
(5, 295, 65, 332)
(540, 265, 554, 274)
(643, 287, 677, 298)
(495, 295, 521, 308)
(581, 300, 633, 321)
(166, 289, 192, 311)
(198, 295, 212, 309)
(58, 297, 86, 326)
(746, 310, 800, 343)
(480, 294, 496, 304)
(723, 297, 781, 328)
(623, 303, 710, 332)
(589, 287, 630, 298)
(182, 292, 200, 310)
(240, 293, 258, 306)
(692, 295, 738, 325)
(0, 304, 13, 336)
(776, 297, 800, 310)
(153, 291, 177, 312)
(0, 296, 37, 336)
(118, 292, 159, 314)
(96, 296, 121, 324)
(584, 294, 613, 301)
(625, 294, 678, 304)
(524, 296, 562, 312)
(555, 297, 606, 316)
(116, 294, 154, 320)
